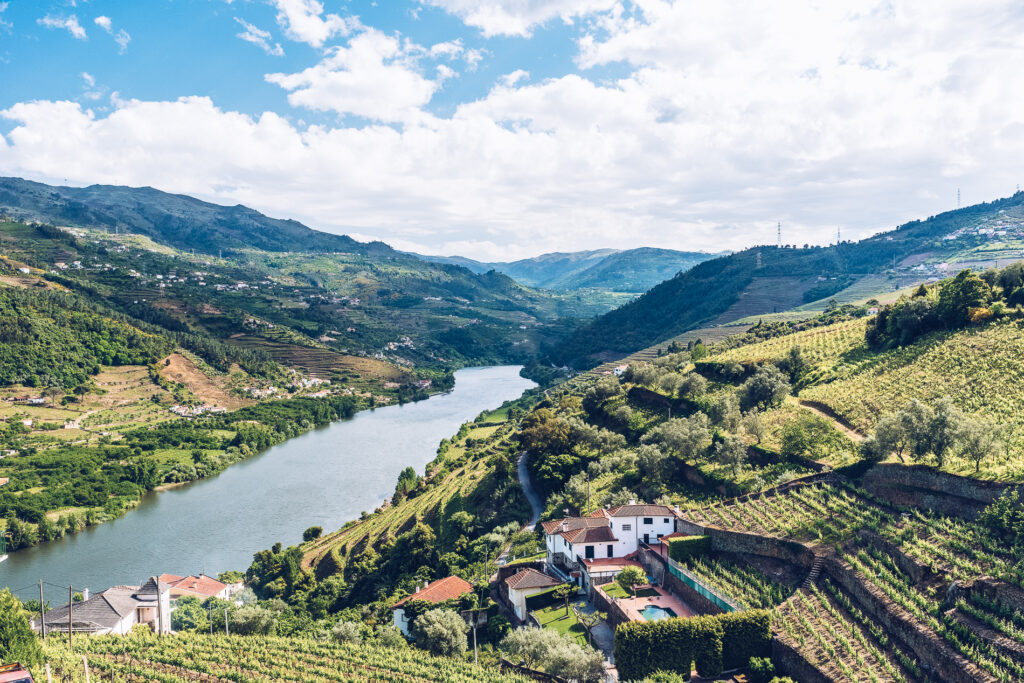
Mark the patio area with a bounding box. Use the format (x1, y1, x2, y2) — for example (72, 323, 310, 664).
(617, 585, 696, 622)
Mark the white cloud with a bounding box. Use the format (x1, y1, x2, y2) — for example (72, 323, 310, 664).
(93, 14, 130, 53)
(271, 0, 357, 48)
(235, 17, 285, 56)
(81, 72, 95, 87)
(500, 69, 529, 86)
(424, 0, 617, 37)
(266, 29, 439, 123)
(427, 38, 485, 70)
(1, 3, 13, 33)
(5, 0, 1024, 260)
(38, 14, 87, 40)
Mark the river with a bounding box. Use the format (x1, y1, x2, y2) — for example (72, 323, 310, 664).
(1, 366, 535, 600)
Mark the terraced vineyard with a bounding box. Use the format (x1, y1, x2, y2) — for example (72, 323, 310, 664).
(711, 318, 867, 367)
(844, 547, 1024, 682)
(879, 510, 1024, 588)
(226, 334, 407, 382)
(40, 633, 530, 682)
(775, 580, 922, 683)
(680, 556, 792, 609)
(682, 482, 894, 544)
(798, 320, 1024, 478)
(304, 421, 516, 568)
(956, 592, 1024, 650)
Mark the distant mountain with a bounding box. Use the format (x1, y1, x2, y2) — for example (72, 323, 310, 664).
(0, 177, 392, 256)
(418, 247, 718, 292)
(550, 192, 1024, 368)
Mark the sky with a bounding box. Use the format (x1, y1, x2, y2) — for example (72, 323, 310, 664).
(1, 1, 1023, 261)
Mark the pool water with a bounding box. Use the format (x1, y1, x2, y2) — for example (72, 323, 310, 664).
(641, 605, 678, 621)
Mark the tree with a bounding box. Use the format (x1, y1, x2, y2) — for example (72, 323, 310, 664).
(873, 412, 910, 462)
(0, 589, 43, 667)
(741, 410, 767, 444)
(936, 269, 991, 328)
(553, 583, 573, 616)
(617, 565, 647, 598)
(979, 490, 1024, 543)
(332, 621, 363, 643)
(231, 605, 276, 635)
(411, 608, 468, 657)
(545, 640, 606, 682)
(899, 399, 934, 462)
(960, 418, 1000, 473)
(303, 526, 323, 542)
(680, 373, 708, 397)
(779, 345, 808, 384)
(636, 444, 669, 488)
(171, 595, 209, 632)
(643, 414, 711, 463)
(928, 398, 965, 468)
(500, 627, 563, 669)
(714, 433, 748, 476)
(738, 365, 791, 411)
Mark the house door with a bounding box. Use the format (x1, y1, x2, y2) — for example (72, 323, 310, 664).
(643, 533, 649, 545)
(607, 545, 614, 558)
(585, 545, 595, 559)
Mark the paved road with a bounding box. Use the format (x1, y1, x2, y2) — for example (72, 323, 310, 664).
(518, 451, 544, 528)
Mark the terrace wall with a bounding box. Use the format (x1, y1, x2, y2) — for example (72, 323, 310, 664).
(971, 576, 1024, 615)
(822, 555, 992, 683)
(673, 519, 816, 571)
(856, 530, 931, 584)
(861, 464, 1023, 520)
(770, 637, 832, 683)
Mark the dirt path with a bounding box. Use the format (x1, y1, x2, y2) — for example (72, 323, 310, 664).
(788, 396, 865, 442)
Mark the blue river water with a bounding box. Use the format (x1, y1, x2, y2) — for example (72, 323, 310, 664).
(1, 366, 534, 600)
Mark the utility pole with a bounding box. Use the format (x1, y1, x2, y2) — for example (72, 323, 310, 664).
(68, 585, 73, 649)
(38, 580, 46, 642)
(155, 577, 165, 637)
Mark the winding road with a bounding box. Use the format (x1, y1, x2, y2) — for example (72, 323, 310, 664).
(517, 451, 543, 528)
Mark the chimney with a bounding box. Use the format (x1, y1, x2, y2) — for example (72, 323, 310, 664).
(628, 499, 636, 505)
(561, 521, 568, 532)
(82, 588, 90, 601)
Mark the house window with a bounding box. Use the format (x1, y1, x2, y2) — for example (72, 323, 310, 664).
(585, 545, 595, 559)
(643, 517, 653, 525)
(607, 545, 614, 557)
(622, 524, 632, 531)
(663, 518, 669, 523)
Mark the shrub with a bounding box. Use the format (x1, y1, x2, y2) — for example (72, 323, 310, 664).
(614, 610, 771, 681)
(0, 589, 43, 667)
(719, 609, 772, 668)
(411, 608, 468, 658)
(748, 656, 775, 683)
(667, 535, 711, 563)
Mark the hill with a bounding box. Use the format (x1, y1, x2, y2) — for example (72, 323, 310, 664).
(0, 176, 390, 256)
(419, 247, 717, 293)
(550, 191, 1024, 367)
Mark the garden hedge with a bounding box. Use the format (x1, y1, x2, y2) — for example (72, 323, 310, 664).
(667, 535, 711, 563)
(614, 610, 771, 681)
(524, 585, 563, 611)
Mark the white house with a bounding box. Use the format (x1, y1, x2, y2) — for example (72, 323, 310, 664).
(505, 568, 563, 621)
(543, 502, 677, 572)
(32, 577, 171, 636)
(391, 575, 473, 636)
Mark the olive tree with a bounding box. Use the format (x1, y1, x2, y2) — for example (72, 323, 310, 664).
(738, 365, 791, 411)
(411, 608, 468, 657)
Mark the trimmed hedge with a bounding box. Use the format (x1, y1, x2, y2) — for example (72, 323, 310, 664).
(719, 610, 772, 668)
(667, 535, 711, 563)
(614, 610, 771, 681)
(524, 585, 563, 611)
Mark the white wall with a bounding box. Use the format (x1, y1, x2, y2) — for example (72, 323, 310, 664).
(393, 607, 411, 635)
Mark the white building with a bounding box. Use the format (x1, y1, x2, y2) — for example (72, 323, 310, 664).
(504, 568, 562, 621)
(543, 503, 677, 572)
(32, 577, 171, 636)
(391, 575, 473, 636)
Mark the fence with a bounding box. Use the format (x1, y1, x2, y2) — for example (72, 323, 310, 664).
(664, 556, 739, 613)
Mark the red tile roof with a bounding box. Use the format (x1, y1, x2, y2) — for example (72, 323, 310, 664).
(607, 504, 677, 518)
(541, 517, 608, 536)
(394, 575, 473, 607)
(161, 574, 227, 598)
(563, 526, 617, 544)
(506, 568, 562, 591)
(0, 478, 8, 487)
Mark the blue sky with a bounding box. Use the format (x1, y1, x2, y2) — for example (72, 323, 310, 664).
(1, 1, 1023, 260)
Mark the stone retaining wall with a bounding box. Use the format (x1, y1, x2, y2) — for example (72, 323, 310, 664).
(673, 520, 816, 570)
(822, 555, 993, 683)
(771, 637, 833, 683)
(862, 464, 1022, 519)
(857, 530, 931, 584)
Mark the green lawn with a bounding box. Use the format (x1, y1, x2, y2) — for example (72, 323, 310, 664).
(507, 551, 545, 566)
(532, 604, 587, 645)
(599, 582, 658, 599)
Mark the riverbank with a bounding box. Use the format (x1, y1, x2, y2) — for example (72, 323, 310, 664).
(1, 366, 535, 596)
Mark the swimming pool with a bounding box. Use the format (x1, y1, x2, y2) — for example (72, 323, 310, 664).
(640, 605, 678, 621)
